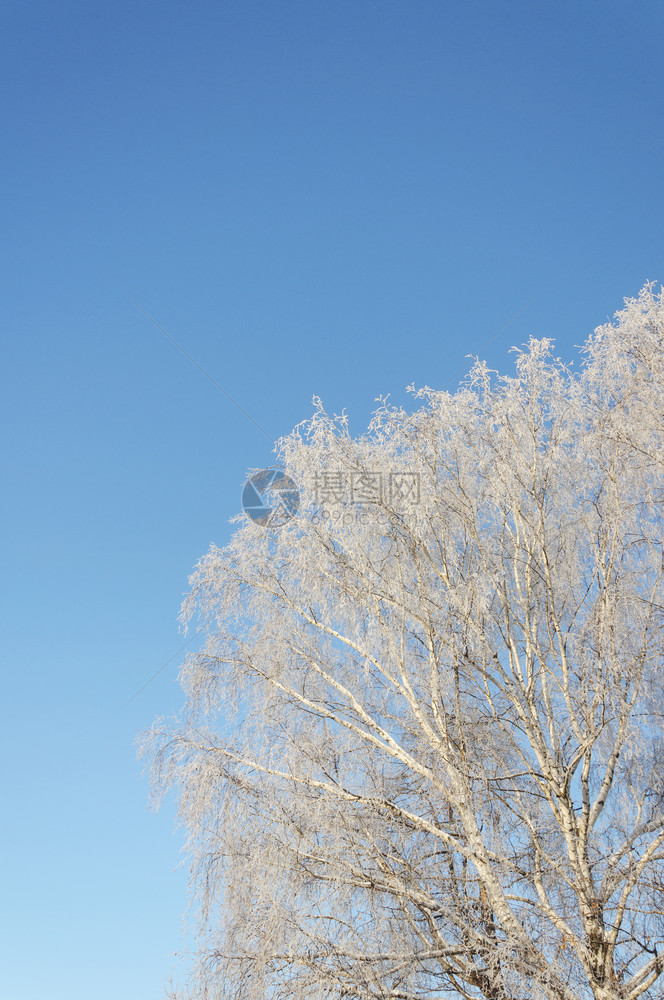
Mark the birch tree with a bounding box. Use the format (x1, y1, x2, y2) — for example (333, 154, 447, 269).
(144, 284, 664, 1000)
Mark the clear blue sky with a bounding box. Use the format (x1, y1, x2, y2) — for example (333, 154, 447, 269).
(1, 1, 662, 996)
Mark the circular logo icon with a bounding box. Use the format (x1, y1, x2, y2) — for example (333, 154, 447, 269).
(242, 468, 300, 526)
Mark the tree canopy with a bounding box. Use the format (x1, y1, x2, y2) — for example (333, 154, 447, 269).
(145, 284, 664, 1000)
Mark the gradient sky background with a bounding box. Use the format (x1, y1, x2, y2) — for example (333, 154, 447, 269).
(1, 1, 663, 997)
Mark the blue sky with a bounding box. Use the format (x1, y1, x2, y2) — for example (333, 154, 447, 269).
(1, 1, 662, 996)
